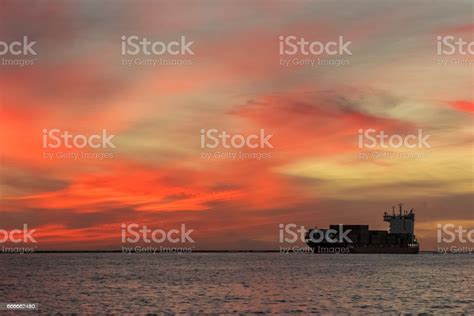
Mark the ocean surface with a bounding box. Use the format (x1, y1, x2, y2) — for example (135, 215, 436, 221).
(1, 253, 473, 314)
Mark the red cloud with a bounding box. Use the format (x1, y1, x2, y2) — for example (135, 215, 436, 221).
(449, 100, 474, 114)
(231, 91, 416, 160)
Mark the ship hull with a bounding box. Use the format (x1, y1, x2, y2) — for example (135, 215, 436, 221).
(350, 246, 419, 254)
(308, 244, 419, 254)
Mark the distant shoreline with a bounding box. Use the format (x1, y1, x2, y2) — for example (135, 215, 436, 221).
(0, 250, 441, 254)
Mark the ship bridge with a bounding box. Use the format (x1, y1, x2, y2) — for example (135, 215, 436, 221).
(384, 203, 415, 236)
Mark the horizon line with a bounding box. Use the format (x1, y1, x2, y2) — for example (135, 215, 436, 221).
(0, 250, 442, 254)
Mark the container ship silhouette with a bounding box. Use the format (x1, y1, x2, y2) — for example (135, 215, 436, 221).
(305, 204, 419, 254)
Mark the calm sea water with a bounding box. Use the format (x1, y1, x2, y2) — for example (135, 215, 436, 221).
(1, 253, 473, 314)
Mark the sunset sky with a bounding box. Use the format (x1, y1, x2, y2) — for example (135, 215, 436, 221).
(0, 1, 472, 250)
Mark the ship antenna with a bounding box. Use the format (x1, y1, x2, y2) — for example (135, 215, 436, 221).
(399, 203, 403, 216)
